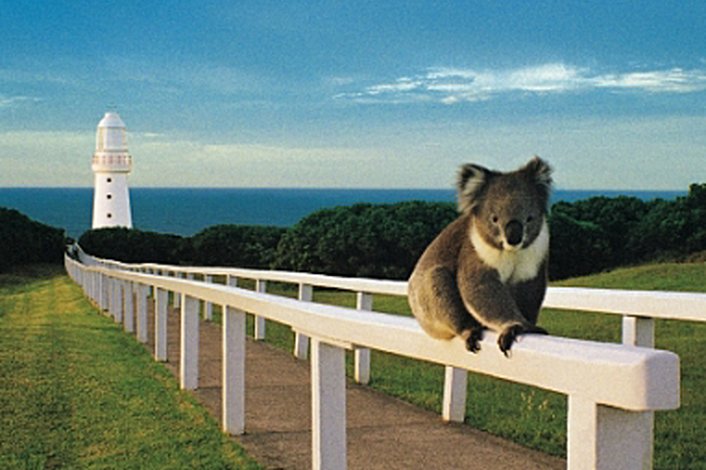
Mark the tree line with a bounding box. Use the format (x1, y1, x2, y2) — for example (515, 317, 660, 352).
(3, 182, 703, 279)
(0, 208, 65, 271)
(77, 183, 706, 281)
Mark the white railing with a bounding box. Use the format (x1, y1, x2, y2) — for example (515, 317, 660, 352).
(65, 251, 689, 470)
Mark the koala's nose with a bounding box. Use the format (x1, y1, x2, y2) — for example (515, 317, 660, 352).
(505, 220, 524, 246)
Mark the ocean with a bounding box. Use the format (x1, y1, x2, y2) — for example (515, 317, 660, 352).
(0, 187, 685, 238)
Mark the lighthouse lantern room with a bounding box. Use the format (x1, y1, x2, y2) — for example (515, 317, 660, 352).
(91, 112, 133, 229)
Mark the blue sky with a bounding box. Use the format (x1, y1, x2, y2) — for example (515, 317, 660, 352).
(1, 0, 704, 189)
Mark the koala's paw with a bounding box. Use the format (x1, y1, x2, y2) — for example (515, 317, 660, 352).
(461, 328, 484, 353)
(498, 324, 548, 357)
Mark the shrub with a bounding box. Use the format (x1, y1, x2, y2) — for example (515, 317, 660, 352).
(0, 208, 65, 271)
(189, 225, 286, 268)
(78, 227, 184, 264)
(273, 201, 457, 279)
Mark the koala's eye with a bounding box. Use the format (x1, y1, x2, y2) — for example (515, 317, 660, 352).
(491, 215, 499, 224)
(526, 215, 535, 223)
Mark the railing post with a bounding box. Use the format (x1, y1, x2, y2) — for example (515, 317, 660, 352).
(113, 279, 123, 324)
(294, 283, 312, 359)
(98, 273, 107, 312)
(106, 276, 114, 317)
(96, 272, 103, 310)
(567, 395, 654, 470)
(173, 272, 182, 308)
(123, 281, 134, 333)
(442, 366, 468, 423)
(89, 270, 97, 302)
(154, 287, 168, 362)
(222, 306, 246, 435)
(311, 338, 347, 470)
(204, 275, 213, 320)
(354, 292, 372, 384)
(622, 316, 655, 347)
(180, 294, 200, 390)
(618, 317, 656, 470)
(136, 284, 148, 343)
(254, 280, 267, 340)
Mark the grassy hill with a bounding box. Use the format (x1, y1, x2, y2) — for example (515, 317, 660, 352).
(0, 265, 260, 469)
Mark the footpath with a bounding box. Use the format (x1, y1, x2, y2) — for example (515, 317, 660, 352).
(147, 306, 565, 470)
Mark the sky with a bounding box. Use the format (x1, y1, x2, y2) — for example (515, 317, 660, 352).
(1, 0, 705, 190)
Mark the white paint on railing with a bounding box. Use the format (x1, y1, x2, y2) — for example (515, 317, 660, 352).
(442, 366, 468, 423)
(173, 272, 182, 308)
(180, 294, 200, 390)
(311, 338, 347, 470)
(354, 292, 372, 385)
(294, 283, 313, 360)
(543, 287, 706, 323)
(65, 253, 688, 470)
(123, 281, 134, 333)
(254, 279, 267, 341)
(204, 274, 214, 321)
(223, 305, 246, 435)
(622, 316, 655, 348)
(136, 284, 149, 344)
(81, 252, 706, 327)
(154, 287, 168, 362)
(568, 395, 654, 469)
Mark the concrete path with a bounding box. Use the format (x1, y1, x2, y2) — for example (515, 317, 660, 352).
(143, 305, 565, 469)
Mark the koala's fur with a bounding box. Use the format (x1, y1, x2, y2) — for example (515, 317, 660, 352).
(408, 157, 552, 355)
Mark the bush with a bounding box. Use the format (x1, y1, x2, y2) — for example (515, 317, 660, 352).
(273, 201, 457, 279)
(77, 183, 706, 282)
(0, 208, 65, 271)
(189, 225, 286, 268)
(548, 208, 612, 280)
(78, 228, 185, 264)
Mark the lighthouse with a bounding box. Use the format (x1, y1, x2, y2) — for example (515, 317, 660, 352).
(91, 111, 133, 229)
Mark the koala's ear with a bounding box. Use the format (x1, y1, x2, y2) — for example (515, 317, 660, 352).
(457, 164, 490, 214)
(522, 156, 553, 196)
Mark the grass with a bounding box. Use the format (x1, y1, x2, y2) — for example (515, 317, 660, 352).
(256, 262, 706, 469)
(3, 261, 703, 468)
(0, 264, 260, 470)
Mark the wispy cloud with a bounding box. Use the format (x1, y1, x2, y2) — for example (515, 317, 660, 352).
(0, 94, 41, 109)
(336, 63, 706, 104)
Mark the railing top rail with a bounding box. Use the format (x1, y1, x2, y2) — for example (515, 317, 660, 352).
(71, 256, 680, 413)
(81, 250, 706, 323)
(544, 287, 706, 323)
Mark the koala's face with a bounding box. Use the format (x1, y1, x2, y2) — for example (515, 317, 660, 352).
(457, 157, 552, 252)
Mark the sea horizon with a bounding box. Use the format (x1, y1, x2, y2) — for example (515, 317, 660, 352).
(0, 187, 687, 238)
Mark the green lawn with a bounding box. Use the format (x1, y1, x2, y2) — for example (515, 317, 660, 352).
(259, 262, 706, 469)
(3, 261, 703, 469)
(0, 265, 260, 470)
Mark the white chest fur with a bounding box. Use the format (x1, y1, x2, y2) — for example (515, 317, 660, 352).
(470, 219, 549, 284)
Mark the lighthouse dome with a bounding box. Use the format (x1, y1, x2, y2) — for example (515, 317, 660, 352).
(98, 112, 126, 129)
(96, 112, 128, 152)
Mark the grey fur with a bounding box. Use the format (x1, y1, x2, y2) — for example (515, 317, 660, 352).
(408, 156, 553, 355)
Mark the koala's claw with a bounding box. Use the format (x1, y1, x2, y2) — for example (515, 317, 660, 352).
(498, 324, 548, 357)
(463, 328, 484, 353)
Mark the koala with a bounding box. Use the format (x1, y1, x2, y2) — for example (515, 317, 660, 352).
(408, 156, 552, 356)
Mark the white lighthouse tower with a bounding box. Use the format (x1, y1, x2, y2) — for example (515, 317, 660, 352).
(91, 111, 133, 229)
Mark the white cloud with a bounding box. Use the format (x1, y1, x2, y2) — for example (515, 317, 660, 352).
(591, 68, 706, 93)
(337, 63, 706, 104)
(0, 94, 41, 109)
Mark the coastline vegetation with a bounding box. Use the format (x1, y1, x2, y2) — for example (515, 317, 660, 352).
(75, 182, 706, 281)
